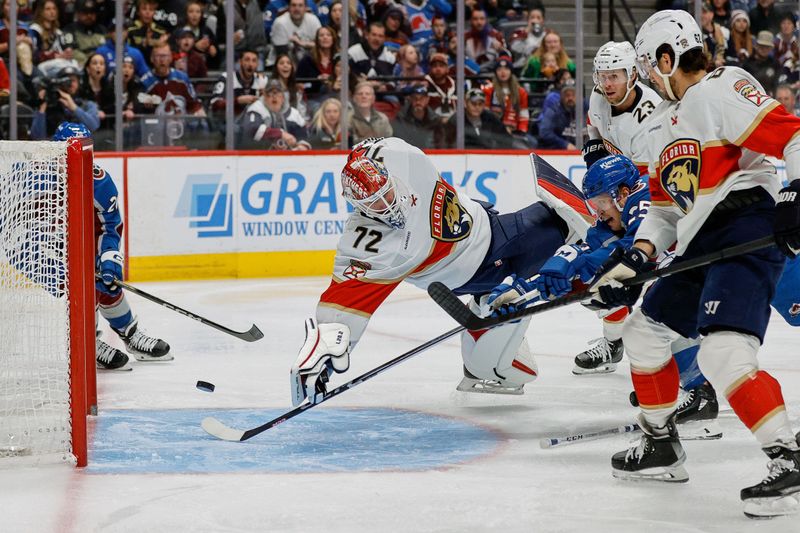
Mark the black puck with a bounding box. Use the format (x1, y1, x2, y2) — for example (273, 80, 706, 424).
(196, 380, 215, 393)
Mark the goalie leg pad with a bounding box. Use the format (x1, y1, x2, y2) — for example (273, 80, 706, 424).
(460, 312, 537, 393)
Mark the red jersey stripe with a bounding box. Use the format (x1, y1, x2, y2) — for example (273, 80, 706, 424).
(737, 102, 800, 158)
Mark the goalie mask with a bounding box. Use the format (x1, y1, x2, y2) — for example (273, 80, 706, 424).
(341, 156, 410, 229)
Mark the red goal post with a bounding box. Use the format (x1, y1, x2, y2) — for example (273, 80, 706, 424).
(0, 138, 96, 467)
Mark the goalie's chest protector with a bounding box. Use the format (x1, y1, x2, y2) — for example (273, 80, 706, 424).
(333, 138, 492, 290)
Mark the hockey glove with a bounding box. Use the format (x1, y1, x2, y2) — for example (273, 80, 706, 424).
(774, 180, 800, 258)
(582, 139, 611, 168)
(290, 318, 351, 407)
(535, 244, 588, 299)
(584, 247, 650, 310)
(486, 274, 540, 315)
(96, 250, 123, 295)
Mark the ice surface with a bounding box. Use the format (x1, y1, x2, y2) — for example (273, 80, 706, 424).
(3, 277, 800, 532)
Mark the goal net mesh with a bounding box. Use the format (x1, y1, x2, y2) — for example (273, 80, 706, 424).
(0, 141, 74, 465)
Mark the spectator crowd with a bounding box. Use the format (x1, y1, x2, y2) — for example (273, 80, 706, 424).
(1, 0, 799, 150)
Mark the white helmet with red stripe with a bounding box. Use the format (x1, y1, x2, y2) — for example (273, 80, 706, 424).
(341, 154, 410, 229)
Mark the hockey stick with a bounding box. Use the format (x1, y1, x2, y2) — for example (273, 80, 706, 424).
(428, 235, 776, 330)
(539, 424, 640, 449)
(202, 325, 464, 441)
(106, 278, 264, 342)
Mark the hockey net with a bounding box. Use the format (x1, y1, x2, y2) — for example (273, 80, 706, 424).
(0, 139, 96, 467)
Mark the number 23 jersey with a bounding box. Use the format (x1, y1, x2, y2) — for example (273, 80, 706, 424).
(316, 137, 492, 344)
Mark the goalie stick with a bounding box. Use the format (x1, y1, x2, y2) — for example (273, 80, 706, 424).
(428, 235, 776, 330)
(108, 278, 264, 342)
(202, 326, 464, 441)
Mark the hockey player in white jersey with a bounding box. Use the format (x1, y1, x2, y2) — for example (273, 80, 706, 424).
(573, 40, 663, 372)
(290, 137, 584, 406)
(589, 10, 800, 518)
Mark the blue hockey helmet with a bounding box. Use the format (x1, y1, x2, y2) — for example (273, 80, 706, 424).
(582, 154, 639, 213)
(53, 122, 91, 141)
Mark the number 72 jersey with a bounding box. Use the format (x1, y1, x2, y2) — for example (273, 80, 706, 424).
(316, 137, 492, 345)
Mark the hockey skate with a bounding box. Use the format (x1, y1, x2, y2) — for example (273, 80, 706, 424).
(96, 339, 131, 371)
(741, 441, 800, 519)
(456, 366, 524, 395)
(572, 337, 624, 375)
(674, 383, 722, 440)
(612, 415, 689, 483)
(120, 325, 173, 362)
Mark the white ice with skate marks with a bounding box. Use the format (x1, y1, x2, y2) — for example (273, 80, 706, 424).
(4, 277, 800, 532)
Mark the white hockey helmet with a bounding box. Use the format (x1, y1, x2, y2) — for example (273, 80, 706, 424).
(592, 41, 637, 105)
(634, 10, 703, 99)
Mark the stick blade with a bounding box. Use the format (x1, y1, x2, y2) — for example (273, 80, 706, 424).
(243, 324, 264, 342)
(426, 282, 491, 329)
(201, 416, 246, 442)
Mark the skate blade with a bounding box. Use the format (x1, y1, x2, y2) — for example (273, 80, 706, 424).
(456, 377, 524, 395)
(572, 363, 618, 375)
(612, 464, 689, 483)
(132, 353, 175, 362)
(96, 364, 133, 372)
(678, 420, 722, 440)
(743, 493, 800, 519)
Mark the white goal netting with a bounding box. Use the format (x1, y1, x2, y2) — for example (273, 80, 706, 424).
(0, 141, 75, 465)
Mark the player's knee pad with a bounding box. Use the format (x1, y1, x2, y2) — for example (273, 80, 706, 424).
(622, 309, 679, 370)
(460, 317, 538, 386)
(696, 330, 760, 396)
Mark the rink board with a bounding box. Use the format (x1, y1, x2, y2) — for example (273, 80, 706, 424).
(96, 150, 587, 281)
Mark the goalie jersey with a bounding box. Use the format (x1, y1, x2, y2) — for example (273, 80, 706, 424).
(638, 66, 800, 256)
(587, 83, 661, 173)
(316, 137, 492, 346)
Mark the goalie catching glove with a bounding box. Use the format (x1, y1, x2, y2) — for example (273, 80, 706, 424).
(585, 246, 650, 310)
(96, 250, 123, 294)
(290, 318, 351, 406)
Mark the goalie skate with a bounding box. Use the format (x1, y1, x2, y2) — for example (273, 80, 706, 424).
(456, 367, 524, 395)
(742, 442, 800, 519)
(121, 325, 173, 362)
(572, 337, 624, 375)
(612, 416, 688, 483)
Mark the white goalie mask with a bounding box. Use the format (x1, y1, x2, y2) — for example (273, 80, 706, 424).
(341, 156, 411, 229)
(593, 41, 638, 106)
(634, 10, 703, 100)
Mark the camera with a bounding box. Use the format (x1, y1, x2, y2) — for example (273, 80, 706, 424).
(45, 74, 75, 107)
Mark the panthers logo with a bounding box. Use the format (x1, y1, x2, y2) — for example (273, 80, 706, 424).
(430, 180, 472, 242)
(659, 139, 701, 213)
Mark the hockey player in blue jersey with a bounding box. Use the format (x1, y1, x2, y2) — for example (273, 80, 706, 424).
(53, 122, 171, 370)
(489, 154, 720, 435)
